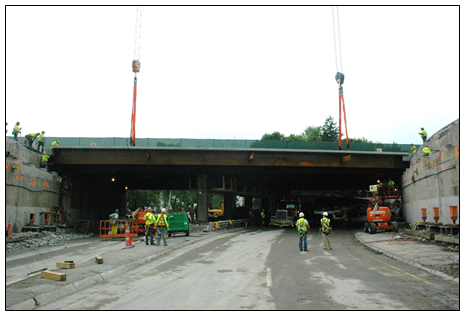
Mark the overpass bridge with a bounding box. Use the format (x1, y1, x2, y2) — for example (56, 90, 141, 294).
(48, 138, 410, 222)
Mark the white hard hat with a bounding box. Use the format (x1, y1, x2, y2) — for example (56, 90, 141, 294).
(161, 208, 166, 213)
(299, 212, 304, 218)
(323, 212, 328, 216)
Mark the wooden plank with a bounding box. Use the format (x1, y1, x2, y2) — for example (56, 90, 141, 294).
(95, 256, 103, 264)
(57, 262, 75, 269)
(41, 270, 66, 281)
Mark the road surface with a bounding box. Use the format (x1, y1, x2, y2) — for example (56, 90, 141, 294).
(36, 226, 459, 310)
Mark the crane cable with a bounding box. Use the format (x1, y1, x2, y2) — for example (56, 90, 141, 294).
(130, 6, 142, 146)
(332, 6, 349, 150)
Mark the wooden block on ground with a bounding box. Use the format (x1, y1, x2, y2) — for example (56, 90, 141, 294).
(41, 270, 66, 281)
(95, 256, 103, 264)
(57, 262, 75, 269)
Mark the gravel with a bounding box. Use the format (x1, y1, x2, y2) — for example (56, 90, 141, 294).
(6, 228, 94, 254)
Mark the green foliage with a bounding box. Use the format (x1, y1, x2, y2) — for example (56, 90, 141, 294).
(349, 137, 372, 143)
(261, 131, 284, 141)
(126, 190, 158, 211)
(284, 134, 306, 141)
(301, 126, 322, 141)
(321, 115, 339, 142)
(126, 190, 198, 213)
(209, 193, 224, 209)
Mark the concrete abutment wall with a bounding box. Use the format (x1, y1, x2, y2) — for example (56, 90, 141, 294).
(401, 119, 459, 226)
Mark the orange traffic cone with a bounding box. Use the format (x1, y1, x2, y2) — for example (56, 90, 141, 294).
(124, 221, 133, 248)
(7, 216, 12, 236)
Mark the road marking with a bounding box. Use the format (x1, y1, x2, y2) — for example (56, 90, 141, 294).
(371, 256, 435, 285)
(266, 267, 272, 287)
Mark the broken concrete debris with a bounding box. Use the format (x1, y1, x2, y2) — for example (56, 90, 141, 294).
(6, 228, 94, 254)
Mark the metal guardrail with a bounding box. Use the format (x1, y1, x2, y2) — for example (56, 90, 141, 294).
(205, 219, 246, 231)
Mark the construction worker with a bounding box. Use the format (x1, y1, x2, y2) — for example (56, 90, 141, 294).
(419, 127, 428, 143)
(51, 140, 59, 146)
(319, 212, 332, 250)
(422, 145, 431, 156)
(260, 209, 265, 227)
(410, 144, 417, 157)
(189, 204, 195, 224)
(25, 132, 40, 148)
(110, 209, 119, 235)
(296, 212, 310, 251)
(143, 207, 156, 245)
(342, 211, 348, 226)
(12, 122, 22, 141)
(37, 131, 46, 152)
(40, 154, 50, 169)
(155, 208, 169, 246)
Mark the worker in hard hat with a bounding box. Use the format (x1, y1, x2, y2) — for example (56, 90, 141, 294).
(422, 145, 431, 156)
(12, 122, 22, 141)
(143, 207, 157, 245)
(296, 212, 310, 252)
(37, 131, 46, 152)
(51, 140, 59, 146)
(25, 132, 40, 148)
(319, 212, 333, 250)
(155, 207, 170, 246)
(419, 127, 428, 143)
(110, 209, 119, 235)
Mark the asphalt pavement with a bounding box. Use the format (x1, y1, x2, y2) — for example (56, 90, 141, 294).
(6, 224, 460, 310)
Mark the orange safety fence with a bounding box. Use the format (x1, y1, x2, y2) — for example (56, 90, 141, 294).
(100, 219, 138, 238)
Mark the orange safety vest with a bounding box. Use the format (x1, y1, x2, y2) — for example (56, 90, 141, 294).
(155, 214, 168, 227)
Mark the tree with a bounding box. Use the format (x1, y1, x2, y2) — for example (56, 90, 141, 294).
(261, 131, 284, 141)
(321, 115, 339, 142)
(126, 190, 158, 211)
(284, 134, 306, 141)
(301, 126, 322, 141)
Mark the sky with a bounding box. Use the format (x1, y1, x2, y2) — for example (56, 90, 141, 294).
(3, 4, 462, 145)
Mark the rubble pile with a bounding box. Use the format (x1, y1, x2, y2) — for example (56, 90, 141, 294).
(6, 229, 94, 254)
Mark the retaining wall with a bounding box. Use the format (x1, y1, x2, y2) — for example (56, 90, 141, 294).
(5, 138, 77, 232)
(401, 119, 459, 225)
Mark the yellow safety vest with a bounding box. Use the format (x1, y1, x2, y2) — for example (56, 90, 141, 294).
(321, 217, 330, 231)
(297, 218, 307, 232)
(143, 212, 156, 225)
(155, 214, 169, 227)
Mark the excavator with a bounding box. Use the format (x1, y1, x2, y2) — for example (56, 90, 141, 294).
(364, 183, 400, 234)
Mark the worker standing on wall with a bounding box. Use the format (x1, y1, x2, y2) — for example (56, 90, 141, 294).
(155, 208, 169, 246)
(12, 122, 22, 141)
(143, 207, 156, 245)
(319, 212, 333, 250)
(110, 209, 119, 235)
(419, 127, 428, 143)
(37, 131, 46, 152)
(296, 212, 310, 252)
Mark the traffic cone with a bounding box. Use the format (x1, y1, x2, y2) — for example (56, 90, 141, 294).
(124, 221, 133, 248)
(7, 216, 12, 236)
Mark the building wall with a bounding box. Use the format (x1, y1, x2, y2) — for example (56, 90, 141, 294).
(401, 119, 459, 225)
